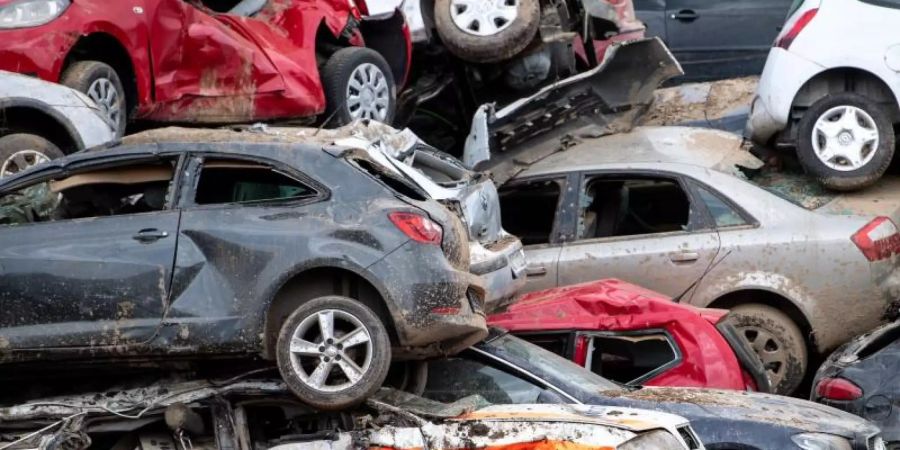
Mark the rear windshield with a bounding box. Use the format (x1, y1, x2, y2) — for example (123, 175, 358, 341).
(746, 170, 835, 210)
(786, 0, 805, 18)
(856, 0, 900, 9)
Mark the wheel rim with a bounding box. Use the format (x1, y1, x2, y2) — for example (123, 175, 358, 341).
(450, 0, 519, 37)
(346, 63, 390, 122)
(86, 77, 123, 131)
(811, 105, 879, 172)
(740, 325, 789, 390)
(0, 150, 50, 178)
(288, 309, 374, 393)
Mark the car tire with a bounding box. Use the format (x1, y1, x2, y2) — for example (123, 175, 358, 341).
(0, 134, 64, 178)
(796, 93, 895, 191)
(60, 61, 128, 138)
(275, 296, 391, 411)
(321, 47, 396, 127)
(434, 0, 540, 64)
(728, 304, 807, 395)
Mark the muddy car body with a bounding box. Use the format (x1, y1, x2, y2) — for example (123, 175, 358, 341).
(813, 320, 900, 446)
(0, 71, 116, 177)
(0, 0, 410, 138)
(0, 129, 488, 409)
(0, 376, 704, 450)
(497, 125, 900, 394)
(488, 279, 771, 392)
(413, 330, 883, 450)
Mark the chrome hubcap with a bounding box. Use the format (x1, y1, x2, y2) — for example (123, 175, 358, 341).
(812, 105, 879, 172)
(1, 150, 50, 178)
(289, 309, 373, 392)
(86, 77, 122, 131)
(450, 0, 519, 37)
(741, 326, 787, 389)
(346, 63, 390, 121)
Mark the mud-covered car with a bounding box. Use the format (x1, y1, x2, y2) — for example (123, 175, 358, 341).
(489, 279, 771, 392)
(0, 375, 704, 450)
(0, 129, 488, 410)
(406, 330, 884, 450)
(813, 320, 900, 447)
(0, 0, 409, 138)
(0, 71, 116, 177)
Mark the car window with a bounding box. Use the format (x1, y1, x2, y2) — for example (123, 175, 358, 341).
(694, 185, 748, 228)
(195, 159, 316, 205)
(857, 0, 900, 10)
(422, 357, 545, 405)
(577, 176, 692, 240)
(588, 333, 679, 384)
(499, 179, 563, 245)
(0, 161, 176, 226)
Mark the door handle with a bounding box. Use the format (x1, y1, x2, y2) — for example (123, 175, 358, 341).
(671, 9, 698, 21)
(526, 265, 548, 277)
(669, 251, 700, 263)
(133, 228, 169, 243)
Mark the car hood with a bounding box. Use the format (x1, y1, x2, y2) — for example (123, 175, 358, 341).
(601, 387, 876, 438)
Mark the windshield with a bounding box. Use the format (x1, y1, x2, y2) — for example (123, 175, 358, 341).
(482, 334, 623, 392)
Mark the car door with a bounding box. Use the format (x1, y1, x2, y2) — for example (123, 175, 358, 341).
(556, 171, 720, 298)
(664, 0, 794, 80)
(0, 154, 183, 348)
(633, 0, 668, 43)
(146, 0, 287, 122)
(498, 175, 577, 293)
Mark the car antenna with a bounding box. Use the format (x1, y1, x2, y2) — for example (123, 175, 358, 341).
(315, 106, 344, 136)
(673, 250, 732, 303)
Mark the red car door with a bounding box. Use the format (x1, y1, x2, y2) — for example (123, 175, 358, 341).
(145, 0, 287, 122)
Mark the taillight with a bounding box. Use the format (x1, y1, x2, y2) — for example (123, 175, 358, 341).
(573, 335, 589, 367)
(851, 217, 900, 261)
(816, 377, 863, 401)
(389, 212, 442, 245)
(775, 8, 817, 49)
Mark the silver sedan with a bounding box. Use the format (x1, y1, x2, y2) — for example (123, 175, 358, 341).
(498, 126, 900, 395)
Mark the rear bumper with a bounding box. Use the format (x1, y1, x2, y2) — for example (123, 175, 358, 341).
(746, 47, 823, 144)
(471, 238, 527, 312)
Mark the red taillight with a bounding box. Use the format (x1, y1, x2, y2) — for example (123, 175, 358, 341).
(573, 335, 589, 367)
(851, 217, 900, 261)
(816, 377, 863, 401)
(775, 8, 817, 49)
(389, 212, 442, 245)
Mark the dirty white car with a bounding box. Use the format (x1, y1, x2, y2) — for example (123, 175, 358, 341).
(0, 376, 705, 450)
(0, 71, 116, 177)
(498, 125, 900, 395)
(747, 0, 900, 191)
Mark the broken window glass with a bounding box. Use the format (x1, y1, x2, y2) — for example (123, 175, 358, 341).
(421, 357, 544, 405)
(578, 177, 690, 239)
(499, 179, 562, 245)
(195, 160, 316, 205)
(0, 162, 176, 225)
(588, 334, 678, 384)
(695, 185, 748, 228)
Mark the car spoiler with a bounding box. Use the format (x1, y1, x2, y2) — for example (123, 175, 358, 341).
(462, 37, 683, 185)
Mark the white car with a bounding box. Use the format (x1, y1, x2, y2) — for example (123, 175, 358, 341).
(747, 0, 900, 191)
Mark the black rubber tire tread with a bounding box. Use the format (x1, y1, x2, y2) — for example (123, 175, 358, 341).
(275, 296, 391, 411)
(434, 0, 540, 63)
(728, 304, 807, 396)
(59, 60, 128, 138)
(321, 47, 396, 127)
(0, 133, 64, 177)
(796, 92, 895, 191)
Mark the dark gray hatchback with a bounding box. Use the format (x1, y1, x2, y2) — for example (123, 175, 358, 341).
(0, 129, 487, 410)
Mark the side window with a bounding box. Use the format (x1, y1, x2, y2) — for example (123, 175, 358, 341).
(0, 161, 176, 226)
(194, 159, 316, 205)
(588, 333, 679, 384)
(422, 357, 545, 404)
(499, 179, 562, 246)
(578, 176, 691, 240)
(517, 333, 571, 358)
(694, 185, 748, 228)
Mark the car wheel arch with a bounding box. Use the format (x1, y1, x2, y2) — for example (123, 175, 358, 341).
(790, 67, 900, 123)
(0, 101, 81, 153)
(62, 32, 141, 116)
(707, 289, 816, 353)
(260, 263, 400, 359)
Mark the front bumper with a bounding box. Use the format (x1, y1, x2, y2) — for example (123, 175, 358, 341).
(746, 47, 824, 144)
(0, 25, 76, 82)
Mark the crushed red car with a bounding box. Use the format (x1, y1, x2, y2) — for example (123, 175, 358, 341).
(489, 279, 771, 392)
(0, 0, 410, 138)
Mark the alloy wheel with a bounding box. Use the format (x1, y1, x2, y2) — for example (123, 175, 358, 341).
(450, 0, 519, 36)
(288, 309, 374, 393)
(346, 63, 390, 121)
(86, 77, 123, 132)
(812, 105, 879, 172)
(741, 326, 788, 390)
(0, 150, 50, 177)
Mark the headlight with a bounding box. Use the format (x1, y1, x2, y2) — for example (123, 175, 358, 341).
(0, 0, 70, 29)
(791, 433, 853, 450)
